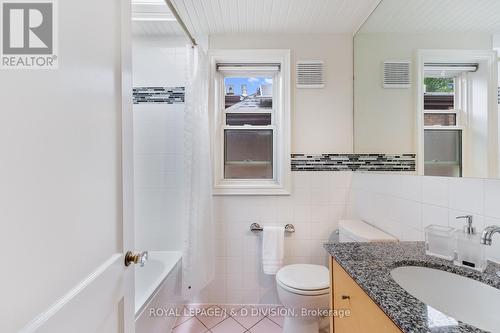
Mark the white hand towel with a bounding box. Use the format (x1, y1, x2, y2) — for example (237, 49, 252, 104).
(262, 226, 285, 275)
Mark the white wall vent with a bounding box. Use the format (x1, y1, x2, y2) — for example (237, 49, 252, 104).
(383, 61, 411, 88)
(296, 61, 324, 88)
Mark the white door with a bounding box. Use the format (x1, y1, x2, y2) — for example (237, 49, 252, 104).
(0, 1, 137, 332)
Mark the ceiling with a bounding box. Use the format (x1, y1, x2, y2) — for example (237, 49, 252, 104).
(133, 0, 382, 37)
(359, 0, 500, 34)
(132, 0, 184, 36)
(132, 21, 184, 36)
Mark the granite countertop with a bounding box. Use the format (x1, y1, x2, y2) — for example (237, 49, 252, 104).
(324, 241, 500, 333)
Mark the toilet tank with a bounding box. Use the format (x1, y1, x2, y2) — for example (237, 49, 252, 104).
(338, 219, 397, 243)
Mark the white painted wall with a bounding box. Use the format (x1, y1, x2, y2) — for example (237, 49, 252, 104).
(133, 36, 186, 251)
(494, 35, 500, 52)
(351, 173, 500, 264)
(210, 34, 354, 154)
(354, 32, 493, 153)
(198, 172, 352, 304)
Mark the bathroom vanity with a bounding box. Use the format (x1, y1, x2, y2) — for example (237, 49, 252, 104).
(329, 258, 401, 333)
(325, 242, 500, 333)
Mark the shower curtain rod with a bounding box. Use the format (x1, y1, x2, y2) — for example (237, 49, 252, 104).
(164, 0, 197, 46)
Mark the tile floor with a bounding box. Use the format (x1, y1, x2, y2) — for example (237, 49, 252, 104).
(171, 304, 284, 333)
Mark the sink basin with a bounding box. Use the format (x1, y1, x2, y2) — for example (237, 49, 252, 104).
(391, 266, 500, 332)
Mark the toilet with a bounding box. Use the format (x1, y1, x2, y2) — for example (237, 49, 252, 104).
(337, 219, 398, 243)
(275, 219, 397, 333)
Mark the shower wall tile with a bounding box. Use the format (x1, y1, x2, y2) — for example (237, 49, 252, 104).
(133, 42, 186, 87)
(132, 36, 186, 253)
(133, 87, 185, 104)
(196, 171, 352, 305)
(133, 104, 185, 252)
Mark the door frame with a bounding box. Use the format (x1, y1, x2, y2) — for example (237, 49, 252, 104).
(120, 0, 135, 331)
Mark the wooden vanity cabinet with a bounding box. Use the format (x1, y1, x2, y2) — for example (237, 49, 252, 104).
(329, 257, 402, 333)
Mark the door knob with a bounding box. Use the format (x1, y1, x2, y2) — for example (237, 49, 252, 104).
(125, 251, 148, 267)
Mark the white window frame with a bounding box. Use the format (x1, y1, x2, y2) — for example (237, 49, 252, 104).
(416, 49, 499, 177)
(423, 74, 468, 176)
(208, 49, 291, 195)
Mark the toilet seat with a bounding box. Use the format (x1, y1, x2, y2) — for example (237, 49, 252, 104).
(276, 264, 330, 296)
(277, 279, 330, 296)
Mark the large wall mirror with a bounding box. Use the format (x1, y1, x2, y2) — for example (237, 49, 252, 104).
(354, 0, 500, 178)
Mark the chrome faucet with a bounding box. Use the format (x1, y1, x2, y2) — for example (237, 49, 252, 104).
(480, 225, 500, 245)
(481, 225, 500, 278)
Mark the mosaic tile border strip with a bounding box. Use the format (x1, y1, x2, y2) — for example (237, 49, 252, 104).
(291, 153, 416, 172)
(133, 87, 185, 104)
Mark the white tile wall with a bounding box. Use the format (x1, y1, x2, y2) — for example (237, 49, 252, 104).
(351, 173, 500, 264)
(133, 36, 186, 251)
(133, 38, 186, 87)
(193, 170, 500, 306)
(134, 104, 185, 251)
(197, 172, 352, 304)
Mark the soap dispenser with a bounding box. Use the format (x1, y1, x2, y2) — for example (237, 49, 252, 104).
(454, 215, 487, 272)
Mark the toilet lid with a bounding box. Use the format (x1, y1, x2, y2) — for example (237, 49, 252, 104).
(276, 264, 329, 291)
(339, 219, 397, 242)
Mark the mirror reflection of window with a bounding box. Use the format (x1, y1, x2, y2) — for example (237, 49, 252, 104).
(353, 0, 500, 179)
(424, 129, 462, 177)
(424, 77, 456, 126)
(422, 64, 475, 177)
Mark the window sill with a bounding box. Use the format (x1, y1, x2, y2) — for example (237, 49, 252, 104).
(213, 182, 290, 196)
(424, 126, 464, 130)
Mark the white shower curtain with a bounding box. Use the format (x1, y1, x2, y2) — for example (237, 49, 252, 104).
(182, 45, 215, 300)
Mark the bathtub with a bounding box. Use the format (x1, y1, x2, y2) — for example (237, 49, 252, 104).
(135, 251, 183, 333)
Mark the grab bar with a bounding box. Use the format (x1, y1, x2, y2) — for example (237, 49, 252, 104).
(250, 222, 295, 233)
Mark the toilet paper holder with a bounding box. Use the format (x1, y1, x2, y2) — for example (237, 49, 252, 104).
(250, 222, 295, 233)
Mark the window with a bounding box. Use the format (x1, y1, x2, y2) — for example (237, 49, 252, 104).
(210, 50, 290, 195)
(224, 76, 274, 180)
(424, 77, 457, 126)
(424, 129, 462, 177)
(423, 72, 466, 177)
